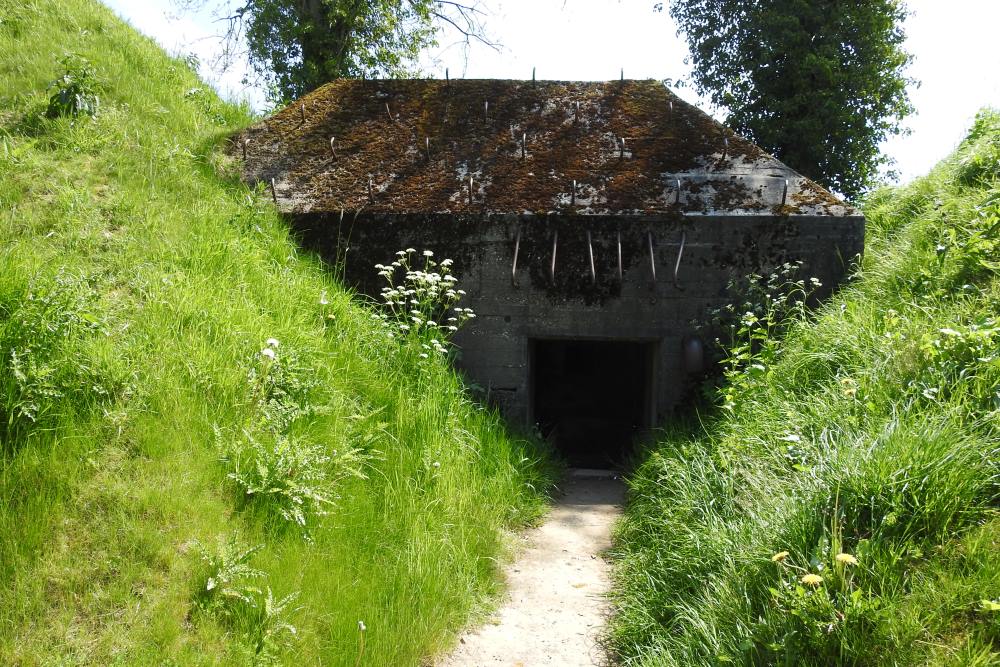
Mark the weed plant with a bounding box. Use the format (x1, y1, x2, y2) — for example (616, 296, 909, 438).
(611, 110, 1000, 665)
(0, 1, 552, 664)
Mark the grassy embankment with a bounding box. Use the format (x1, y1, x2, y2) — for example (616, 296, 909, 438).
(611, 111, 1000, 665)
(0, 1, 552, 664)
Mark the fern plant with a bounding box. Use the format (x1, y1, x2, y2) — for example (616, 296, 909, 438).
(194, 533, 265, 609)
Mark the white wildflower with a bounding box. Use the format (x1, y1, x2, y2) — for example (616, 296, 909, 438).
(260, 348, 276, 360)
(265, 338, 280, 348)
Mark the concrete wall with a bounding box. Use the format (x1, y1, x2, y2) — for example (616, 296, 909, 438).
(292, 212, 864, 427)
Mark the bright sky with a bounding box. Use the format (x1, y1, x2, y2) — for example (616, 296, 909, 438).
(103, 0, 1000, 185)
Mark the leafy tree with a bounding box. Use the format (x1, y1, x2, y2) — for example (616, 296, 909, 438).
(662, 0, 914, 198)
(207, 0, 491, 103)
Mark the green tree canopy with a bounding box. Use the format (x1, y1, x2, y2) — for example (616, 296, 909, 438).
(663, 0, 914, 198)
(212, 0, 490, 103)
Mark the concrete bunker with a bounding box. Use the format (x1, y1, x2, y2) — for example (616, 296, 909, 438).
(234, 78, 865, 468)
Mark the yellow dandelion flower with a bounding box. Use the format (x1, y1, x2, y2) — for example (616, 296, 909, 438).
(835, 553, 858, 566)
(771, 551, 790, 562)
(801, 573, 823, 587)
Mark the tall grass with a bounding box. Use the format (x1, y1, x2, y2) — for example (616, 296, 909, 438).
(0, 1, 552, 664)
(611, 110, 1000, 665)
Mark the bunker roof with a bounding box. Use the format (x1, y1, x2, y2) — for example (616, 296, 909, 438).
(235, 79, 858, 218)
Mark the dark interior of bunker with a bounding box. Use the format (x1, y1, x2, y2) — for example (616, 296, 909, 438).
(531, 340, 653, 469)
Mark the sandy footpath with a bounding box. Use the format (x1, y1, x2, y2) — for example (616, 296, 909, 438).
(438, 471, 625, 666)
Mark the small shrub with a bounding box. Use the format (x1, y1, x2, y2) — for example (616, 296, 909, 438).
(45, 54, 100, 119)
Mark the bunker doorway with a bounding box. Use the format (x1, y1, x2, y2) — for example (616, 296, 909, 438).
(531, 339, 656, 469)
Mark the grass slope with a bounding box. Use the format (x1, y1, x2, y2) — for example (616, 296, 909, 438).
(0, 1, 551, 664)
(612, 111, 1000, 666)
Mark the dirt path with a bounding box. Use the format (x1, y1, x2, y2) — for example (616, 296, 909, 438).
(439, 470, 625, 667)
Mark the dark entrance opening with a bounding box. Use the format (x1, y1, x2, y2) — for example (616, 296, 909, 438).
(531, 339, 655, 469)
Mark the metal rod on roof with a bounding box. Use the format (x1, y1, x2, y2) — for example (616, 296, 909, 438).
(445, 67, 449, 83)
(621, 68, 624, 82)
(616, 231, 623, 282)
(270, 178, 277, 204)
(368, 176, 374, 204)
(521, 133, 526, 159)
(619, 136, 626, 161)
(468, 176, 474, 205)
(781, 178, 789, 206)
(669, 100, 673, 120)
(425, 137, 431, 161)
(675, 178, 682, 205)
(532, 67, 536, 84)
(385, 102, 394, 122)
(300, 103, 305, 123)
(329, 137, 336, 157)
(511, 228, 521, 287)
(574, 101, 580, 124)
(550, 229, 558, 284)
(571, 180, 576, 207)
(722, 136, 728, 160)
(484, 100, 489, 124)
(673, 231, 686, 291)
(648, 231, 657, 286)
(587, 230, 596, 285)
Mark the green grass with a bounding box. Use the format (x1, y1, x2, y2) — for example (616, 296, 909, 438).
(611, 110, 1000, 666)
(0, 1, 553, 664)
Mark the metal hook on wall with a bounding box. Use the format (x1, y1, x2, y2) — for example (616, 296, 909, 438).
(673, 231, 686, 291)
(550, 229, 559, 284)
(647, 231, 657, 287)
(511, 227, 521, 288)
(587, 230, 596, 285)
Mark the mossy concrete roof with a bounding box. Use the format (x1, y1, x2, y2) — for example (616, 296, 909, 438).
(235, 79, 859, 218)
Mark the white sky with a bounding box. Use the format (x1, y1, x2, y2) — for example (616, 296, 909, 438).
(103, 0, 1000, 185)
